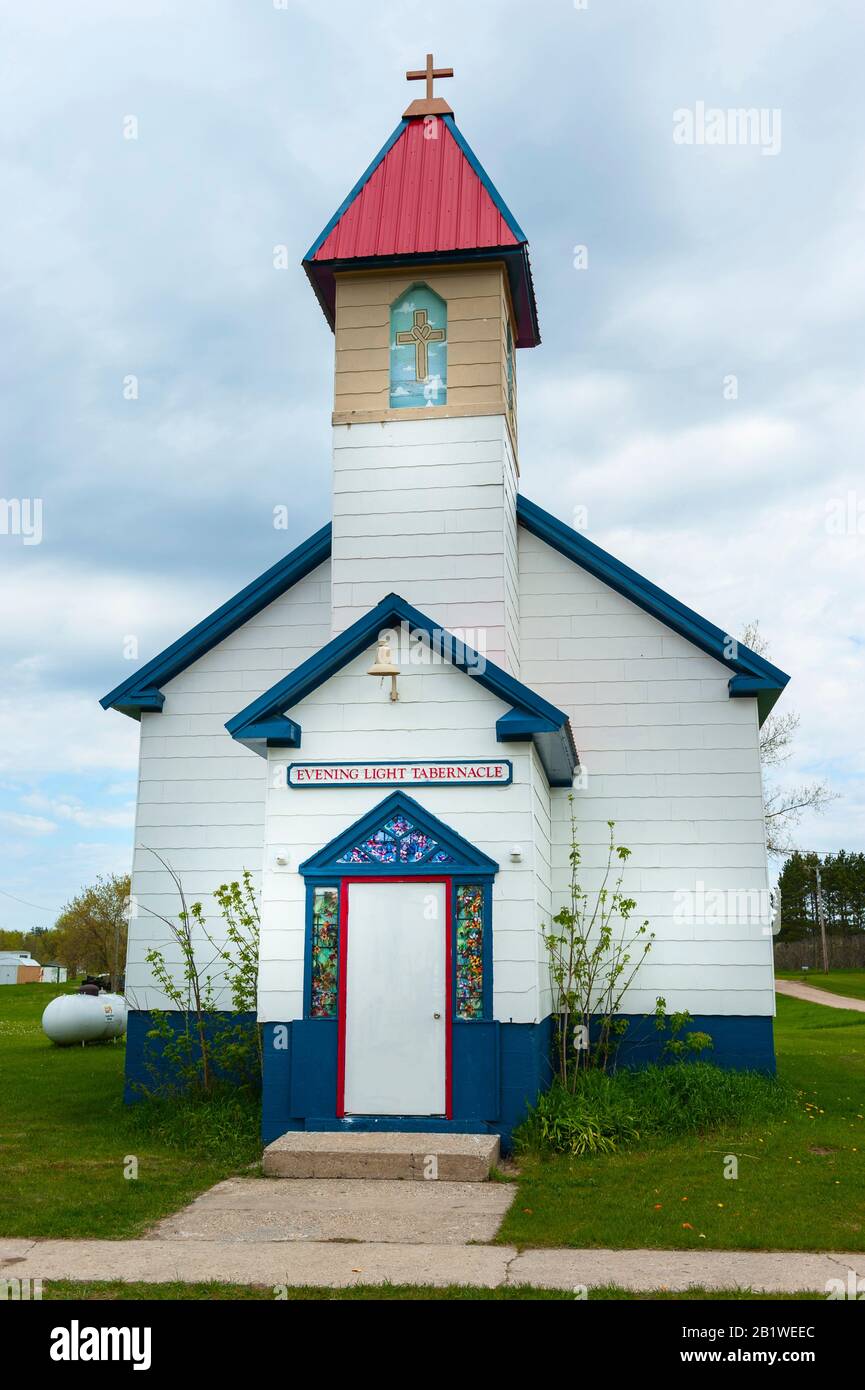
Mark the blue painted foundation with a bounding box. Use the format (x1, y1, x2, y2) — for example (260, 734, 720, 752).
(260, 1016, 555, 1149)
(123, 1010, 775, 1150)
(122, 1008, 258, 1102)
(600, 1013, 776, 1075)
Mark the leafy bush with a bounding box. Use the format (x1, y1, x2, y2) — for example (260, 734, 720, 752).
(544, 801, 653, 1081)
(140, 861, 262, 1095)
(514, 1064, 793, 1158)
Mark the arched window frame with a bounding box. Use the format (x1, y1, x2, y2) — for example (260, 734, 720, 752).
(389, 283, 448, 409)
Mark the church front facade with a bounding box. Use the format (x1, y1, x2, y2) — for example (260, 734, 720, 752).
(103, 63, 789, 1145)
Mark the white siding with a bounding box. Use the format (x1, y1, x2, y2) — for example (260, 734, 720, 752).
(122, 476, 773, 1028)
(258, 652, 542, 1024)
(124, 561, 332, 1010)
(520, 528, 774, 1018)
(331, 416, 520, 673)
(530, 746, 554, 1019)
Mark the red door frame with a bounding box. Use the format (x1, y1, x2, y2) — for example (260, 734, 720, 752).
(336, 875, 453, 1120)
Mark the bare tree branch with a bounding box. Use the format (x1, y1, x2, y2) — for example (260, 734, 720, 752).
(741, 621, 838, 856)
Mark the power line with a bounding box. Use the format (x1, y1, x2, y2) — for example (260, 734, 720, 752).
(0, 888, 61, 914)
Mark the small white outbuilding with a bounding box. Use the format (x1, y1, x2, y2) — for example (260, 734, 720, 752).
(0, 951, 43, 985)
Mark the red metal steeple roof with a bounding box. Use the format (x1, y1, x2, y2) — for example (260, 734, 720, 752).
(312, 118, 520, 261)
(303, 110, 540, 347)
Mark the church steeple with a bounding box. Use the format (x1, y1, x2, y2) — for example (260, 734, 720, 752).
(312, 63, 532, 676)
(302, 60, 540, 355)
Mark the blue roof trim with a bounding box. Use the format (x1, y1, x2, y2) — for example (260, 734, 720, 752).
(226, 592, 578, 786)
(441, 116, 528, 245)
(516, 495, 790, 724)
(304, 121, 408, 263)
(100, 522, 332, 719)
(299, 790, 499, 877)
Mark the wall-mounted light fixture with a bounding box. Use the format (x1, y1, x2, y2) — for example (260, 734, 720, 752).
(367, 634, 400, 702)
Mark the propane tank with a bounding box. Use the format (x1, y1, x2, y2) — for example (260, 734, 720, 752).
(98, 993, 127, 1039)
(42, 991, 128, 1046)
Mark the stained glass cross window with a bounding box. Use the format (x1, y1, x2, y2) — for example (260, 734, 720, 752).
(390, 285, 447, 408)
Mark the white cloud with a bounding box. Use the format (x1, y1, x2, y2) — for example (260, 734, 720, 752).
(20, 793, 135, 830)
(0, 694, 139, 777)
(0, 811, 57, 836)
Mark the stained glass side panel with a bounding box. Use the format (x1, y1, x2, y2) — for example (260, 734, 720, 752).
(310, 887, 339, 1018)
(455, 884, 484, 1020)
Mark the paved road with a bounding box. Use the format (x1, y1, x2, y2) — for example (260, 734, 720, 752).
(3, 1238, 864, 1293)
(775, 979, 865, 1012)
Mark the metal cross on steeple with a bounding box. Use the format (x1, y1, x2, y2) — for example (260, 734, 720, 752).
(406, 53, 454, 102)
(403, 53, 455, 118)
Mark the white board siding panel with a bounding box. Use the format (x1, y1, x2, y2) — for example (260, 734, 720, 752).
(521, 528, 774, 1018)
(331, 417, 519, 672)
(258, 655, 545, 1025)
(530, 746, 554, 1019)
(124, 560, 332, 1011)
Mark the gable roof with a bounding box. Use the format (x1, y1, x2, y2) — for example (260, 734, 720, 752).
(100, 496, 789, 728)
(100, 523, 332, 718)
(299, 790, 499, 878)
(517, 496, 790, 723)
(225, 592, 579, 788)
(303, 115, 540, 348)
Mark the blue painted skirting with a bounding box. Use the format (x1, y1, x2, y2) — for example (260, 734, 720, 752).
(122, 1008, 258, 1102)
(598, 1013, 776, 1075)
(123, 1010, 775, 1149)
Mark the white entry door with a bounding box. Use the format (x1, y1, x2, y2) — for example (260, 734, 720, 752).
(343, 880, 447, 1116)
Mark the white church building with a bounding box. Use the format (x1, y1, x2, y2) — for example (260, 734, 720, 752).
(102, 62, 789, 1144)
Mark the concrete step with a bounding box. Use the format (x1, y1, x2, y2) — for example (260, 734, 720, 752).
(262, 1131, 500, 1182)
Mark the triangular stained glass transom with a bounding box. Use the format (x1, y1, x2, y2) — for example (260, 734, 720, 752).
(336, 812, 455, 867)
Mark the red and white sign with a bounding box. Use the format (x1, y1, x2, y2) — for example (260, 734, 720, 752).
(285, 759, 512, 788)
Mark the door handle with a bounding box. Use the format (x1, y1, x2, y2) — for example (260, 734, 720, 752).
(433, 1012, 441, 1020)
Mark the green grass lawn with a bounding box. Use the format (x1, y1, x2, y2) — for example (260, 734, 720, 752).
(776, 968, 865, 1001)
(40, 1281, 823, 1301)
(3, 983, 864, 1258)
(497, 995, 865, 1251)
(0, 984, 258, 1240)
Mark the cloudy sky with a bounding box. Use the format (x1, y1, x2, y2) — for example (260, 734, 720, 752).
(1, 0, 862, 931)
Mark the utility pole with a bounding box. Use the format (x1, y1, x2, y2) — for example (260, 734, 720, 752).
(814, 861, 829, 974)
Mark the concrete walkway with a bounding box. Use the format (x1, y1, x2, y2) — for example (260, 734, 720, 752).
(3, 1237, 864, 1292)
(776, 979, 865, 1012)
(148, 1176, 513, 1245)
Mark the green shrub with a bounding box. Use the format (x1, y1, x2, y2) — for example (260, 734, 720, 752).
(514, 1076, 641, 1156)
(514, 1064, 793, 1158)
(125, 1086, 261, 1168)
